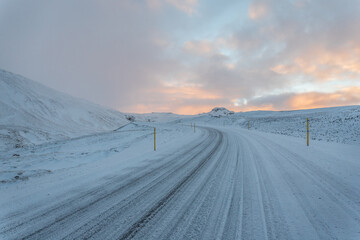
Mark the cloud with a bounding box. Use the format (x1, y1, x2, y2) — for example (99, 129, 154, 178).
(146, 0, 163, 10)
(248, 0, 269, 20)
(183, 40, 216, 55)
(127, 84, 226, 114)
(288, 87, 360, 109)
(1, 0, 359, 114)
(271, 46, 360, 81)
(166, 0, 197, 14)
(146, 0, 197, 14)
(0, 0, 172, 111)
(265, 0, 360, 82)
(238, 87, 360, 111)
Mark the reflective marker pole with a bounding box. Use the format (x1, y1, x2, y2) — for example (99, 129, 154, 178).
(307, 118, 309, 146)
(154, 127, 156, 151)
(194, 123, 196, 133)
(248, 121, 250, 130)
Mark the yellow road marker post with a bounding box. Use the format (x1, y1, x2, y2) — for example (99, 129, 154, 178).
(307, 118, 309, 146)
(154, 127, 156, 151)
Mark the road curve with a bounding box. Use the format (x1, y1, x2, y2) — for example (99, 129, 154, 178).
(1, 126, 360, 239)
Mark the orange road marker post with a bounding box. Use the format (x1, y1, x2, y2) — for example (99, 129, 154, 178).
(154, 127, 156, 151)
(307, 118, 309, 146)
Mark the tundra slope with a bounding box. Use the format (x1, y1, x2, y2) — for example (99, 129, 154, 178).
(183, 106, 360, 145)
(0, 69, 128, 150)
(1, 68, 359, 149)
(1, 125, 359, 240)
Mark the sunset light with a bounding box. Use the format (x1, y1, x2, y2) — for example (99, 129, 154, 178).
(1, 0, 359, 114)
(1, 1, 360, 239)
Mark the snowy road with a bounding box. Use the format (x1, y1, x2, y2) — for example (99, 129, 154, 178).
(1, 126, 360, 239)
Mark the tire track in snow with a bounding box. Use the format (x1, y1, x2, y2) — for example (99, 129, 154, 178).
(256, 136, 360, 222)
(23, 130, 217, 240)
(1, 129, 212, 239)
(3, 125, 359, 240)
(117, 129, 223, 240)
(246, 137, 291, 240)
(140, 131, 231, 240)
(222, 143, 244, 239)
(249, 133, 359, 239)
(63, 129, 223, 240)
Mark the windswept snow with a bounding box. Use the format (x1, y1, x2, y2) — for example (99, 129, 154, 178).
(234, 106, 360, 144)
(1, 68, 358, 151)
(181, 106, 360, 145)
(1, 69, 360, 239)
(0, 69, 128, 150)
(130, 112, 192, 123)
(1, 126, 360, 240)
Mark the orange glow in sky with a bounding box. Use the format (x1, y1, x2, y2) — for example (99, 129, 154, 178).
(1, 1, 360, 114)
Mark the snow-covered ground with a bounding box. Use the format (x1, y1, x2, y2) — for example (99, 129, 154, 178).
(181, 106, 360, 145)
(1, 68, 358, 152)
(234, 106, 360, 144)
(1, 69, 360, 239)
(0, 69, 129, 151)
(0, 122, 191, 183)
(1, 125, 360, 239)
(130, 112, 191, 123)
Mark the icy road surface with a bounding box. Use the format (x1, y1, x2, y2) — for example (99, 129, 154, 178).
(1, 125, 360, 239)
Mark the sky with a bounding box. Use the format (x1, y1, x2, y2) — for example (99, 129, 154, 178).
(0, 0, 360, 114)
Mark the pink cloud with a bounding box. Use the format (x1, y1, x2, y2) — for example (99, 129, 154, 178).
(237, 87, 360, 112)
(183, 40, 216, 55)
(166, 0, 197, 14)
(288, 87, 360, 109)
(146, 0, 197, 14)
(248, 1, 269, 20)
(127, 85, 222, 114)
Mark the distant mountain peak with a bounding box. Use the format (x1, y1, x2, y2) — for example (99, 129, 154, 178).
(208, 107, 235, 117)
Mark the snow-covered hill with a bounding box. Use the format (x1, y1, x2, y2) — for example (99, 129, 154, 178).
(130, 112, 191, 123)
(234, 106, 360, 144)
(206, 107, 234, 117)
(1, 67, 358, 149)
(0, 69, 128, 150)
(180, 106, 360, 145)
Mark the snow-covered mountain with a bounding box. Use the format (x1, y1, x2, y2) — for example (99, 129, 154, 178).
(0, 69, 128, 150)
(207, 107, 234, 117)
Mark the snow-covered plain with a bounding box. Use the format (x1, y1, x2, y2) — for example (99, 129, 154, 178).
(181, 106, 360, 144)
(1, 125, 360, 239)
(1, 69, 360, 239)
